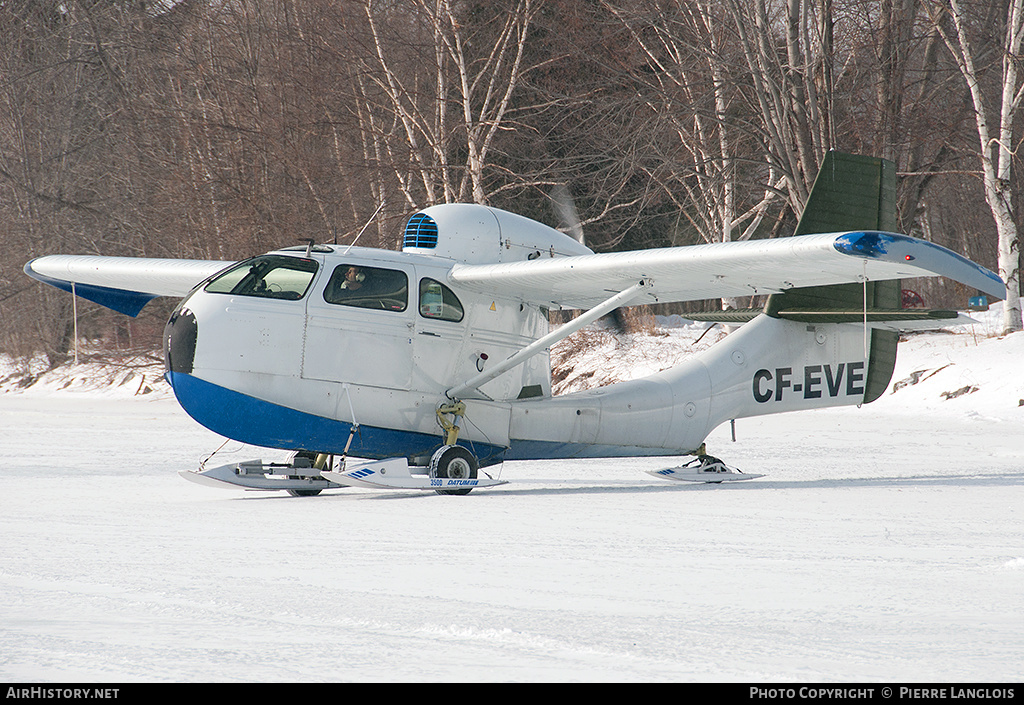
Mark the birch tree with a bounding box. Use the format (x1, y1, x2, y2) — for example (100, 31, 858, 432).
(927, 0, 1023, 333)
(0, 1, 144, 360)
(725, 0, 837, 213)
(359, 0, 535, 208)
(606, 1, 784, 256)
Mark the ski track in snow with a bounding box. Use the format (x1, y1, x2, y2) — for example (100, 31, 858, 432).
(1, 311, 1022, 682)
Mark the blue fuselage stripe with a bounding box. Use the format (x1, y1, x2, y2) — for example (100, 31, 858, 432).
(166, 372, 686, 465)
(165, 372, 506, 462)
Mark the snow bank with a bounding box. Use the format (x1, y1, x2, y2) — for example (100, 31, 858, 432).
(0, 351, 171, 400)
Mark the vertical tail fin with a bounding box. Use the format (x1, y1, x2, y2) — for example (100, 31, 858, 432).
(764, 151, 900, 403)
(791, 151, 898, 236)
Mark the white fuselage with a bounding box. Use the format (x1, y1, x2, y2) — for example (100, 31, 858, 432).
(165, 241, 873, 465)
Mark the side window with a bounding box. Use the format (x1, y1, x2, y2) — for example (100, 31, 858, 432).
(204, 255, 318, 301)
(419, 278, 464, 322)
(323, 264, 408, 312)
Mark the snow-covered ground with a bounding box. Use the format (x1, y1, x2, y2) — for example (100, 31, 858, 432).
(1, 309, 1021, 682)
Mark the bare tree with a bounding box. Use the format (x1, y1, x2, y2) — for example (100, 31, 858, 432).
(926, 0, 1022, 333)
(725, 0, 837, 213)
(0, 1, 144, 361)
(603, 0, 786, 309)
(358, 0, 536, 209)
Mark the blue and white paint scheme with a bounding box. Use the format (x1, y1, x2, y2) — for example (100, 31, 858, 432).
(25, 200, 1006, 494)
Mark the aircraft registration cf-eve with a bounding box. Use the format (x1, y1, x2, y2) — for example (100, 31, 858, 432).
(25, 152, 1006, 495)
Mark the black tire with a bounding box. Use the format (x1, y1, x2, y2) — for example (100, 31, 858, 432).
(429, 445, 478, 496)
(286, 450, 327, 496)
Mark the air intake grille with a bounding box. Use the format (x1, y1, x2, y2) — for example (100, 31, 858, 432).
(403, 213, 438, 249)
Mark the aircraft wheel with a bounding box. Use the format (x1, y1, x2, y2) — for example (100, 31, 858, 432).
(286, 450, 329, 497)
(429, 445, 478, 496)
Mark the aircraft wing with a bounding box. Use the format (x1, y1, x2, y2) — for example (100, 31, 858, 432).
(447, 231, 1006, 309)
(24, 255, 233, 316)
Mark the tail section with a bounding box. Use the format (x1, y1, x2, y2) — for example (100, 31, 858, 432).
(790, 151, 898, 236)
(502, 151, 1001, 460)
(766, 151, 900, 403)
(685, 152, 907, 404)
(700, 313, 887, 434)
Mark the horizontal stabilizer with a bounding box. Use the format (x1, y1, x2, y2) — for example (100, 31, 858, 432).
(682, 309, 762, 324)
(684, 308, 963, 327)
(775, 309, 959, 323)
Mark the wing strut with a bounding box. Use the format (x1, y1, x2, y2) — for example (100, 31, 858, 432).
(446, 279, 652, 400)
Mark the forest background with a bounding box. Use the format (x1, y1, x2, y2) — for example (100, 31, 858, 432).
(1, 0, 1021, 368)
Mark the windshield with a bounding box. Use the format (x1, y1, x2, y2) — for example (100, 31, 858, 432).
(204, 255, 318, 301)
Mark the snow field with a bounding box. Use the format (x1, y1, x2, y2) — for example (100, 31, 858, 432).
(1, 311, 1021, 682)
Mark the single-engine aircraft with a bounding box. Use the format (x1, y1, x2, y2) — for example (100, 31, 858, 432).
(24, 152, 1006, 495)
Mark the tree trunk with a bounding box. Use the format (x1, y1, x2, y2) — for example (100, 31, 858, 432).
(929, 0, 1022, 333)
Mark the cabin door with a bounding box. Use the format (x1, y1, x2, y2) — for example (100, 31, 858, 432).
(302, 262, 413, 389)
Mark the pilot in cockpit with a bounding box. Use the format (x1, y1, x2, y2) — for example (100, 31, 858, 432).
(325, 264, 404, 310)
(338, 265, 366, 293)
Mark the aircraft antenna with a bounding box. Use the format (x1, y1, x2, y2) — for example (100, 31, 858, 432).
(345, 201, 386, 254)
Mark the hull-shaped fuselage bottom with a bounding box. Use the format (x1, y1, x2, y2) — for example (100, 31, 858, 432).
(165, 371, 693, 465)
(165, 371, 488, 461)
(168, 313, 882, 466)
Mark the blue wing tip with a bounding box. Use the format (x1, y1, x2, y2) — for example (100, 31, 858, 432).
(24, 259, 159, 317)
(833, 232, 1006, 301)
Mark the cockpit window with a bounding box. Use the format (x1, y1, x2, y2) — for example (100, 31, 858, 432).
(323, 264, 408, 312)
(419, 278, 464, 322)
(204, 255, 318, 300)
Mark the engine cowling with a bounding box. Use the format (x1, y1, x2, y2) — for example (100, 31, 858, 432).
(401, 204, 592, 265)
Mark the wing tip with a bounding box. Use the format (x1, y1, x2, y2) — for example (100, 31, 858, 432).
(23, 257, 159, 317)
(833, 231, 1007, 301)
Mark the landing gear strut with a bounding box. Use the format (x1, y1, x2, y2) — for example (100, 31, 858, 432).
(432, 400, 480, 495)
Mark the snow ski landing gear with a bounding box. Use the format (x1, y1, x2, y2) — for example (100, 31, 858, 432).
(647, 454, 764, 484)
(320, 453, 505, 494)
(181, 453, 506, 495)
(179, 450, 344, 494)
(318, 400, 498, 495)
